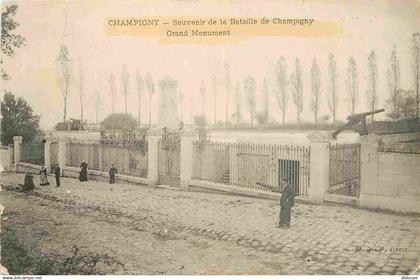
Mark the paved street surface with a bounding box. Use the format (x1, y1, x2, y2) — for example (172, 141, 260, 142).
(1, 172, 419, 275)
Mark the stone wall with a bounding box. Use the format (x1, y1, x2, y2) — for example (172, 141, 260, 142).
(360, 135, 420, 214)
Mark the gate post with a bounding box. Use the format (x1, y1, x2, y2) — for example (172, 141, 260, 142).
(13, 136, 23, 171)
(147, 129, 162, 188)
(44, 137, 53, 174)
(307, 131, 331, 204)
(57, 137, 68, 175)
(359, 134, 380, 209)
(180, 130, 198, 191)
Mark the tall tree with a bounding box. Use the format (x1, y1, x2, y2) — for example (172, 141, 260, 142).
(200, 79, 206, 116)
(57, 44, 72, 122)
(136, 70, 145, 126)
(1, 4, 26, 81)
(275, 57, 288, 124)
(290, 58, 303, 123)
(234, 81, 242, 125)
(328, 54, 339, 124)
(1, 92, 40, 145)
(179, 91, 184, 123)
(412, 32, 420, 121)
(311, 58, 321, 124)
(109, 74, 116, 114)
(261, 78, 269, 120)
(121, 64, 130, 114)
(346, 57, 359, 114)
(95, 91, 101, 124)
(78, 58, 84, 123)
(366, 51, 378, 121)
(224, 63, 231, 126)
(145, 73, 155, 128)
(212, 71, 218, 124)
(386, 46, 401, 120)
(244, 75, 256, 127)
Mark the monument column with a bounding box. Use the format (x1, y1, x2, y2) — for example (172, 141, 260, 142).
(157, 76, 180, 130)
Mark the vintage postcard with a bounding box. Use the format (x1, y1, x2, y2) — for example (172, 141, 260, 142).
(0, 0, 419, 277)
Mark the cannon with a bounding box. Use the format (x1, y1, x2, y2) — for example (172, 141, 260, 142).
(331, 109, 385, 139)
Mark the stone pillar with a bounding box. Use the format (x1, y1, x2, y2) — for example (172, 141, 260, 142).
(44, 138, 53, 173)
(98, 144, 103, 171)
(307, 131, 331, 204)
(359, 134, 380, 209)
(57, 137, 68, 175)
(13, 136, 23, 171)
(147, 129, 162, 187)
(180, 130, 198, 191)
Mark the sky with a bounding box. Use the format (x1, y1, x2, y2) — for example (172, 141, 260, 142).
(1, 0, 420, 129)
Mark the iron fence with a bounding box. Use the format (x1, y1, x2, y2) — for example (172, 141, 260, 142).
(378, 141, 420, 154)
(192, 141, 310, 196)
(21, 141, 44, 166)
(66, 142, 100, 170)
(101, 144, 148, 178)
(328, 143, 361, 197)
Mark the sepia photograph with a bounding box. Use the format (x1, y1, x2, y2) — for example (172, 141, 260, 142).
(0, 0, 419, 277)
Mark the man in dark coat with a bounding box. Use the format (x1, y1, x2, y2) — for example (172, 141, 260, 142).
(277, 177, 296, 228)
(54, 164, 61, 187)
(108, 164, 117, 184)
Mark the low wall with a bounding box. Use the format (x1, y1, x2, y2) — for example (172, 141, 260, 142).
(16, 162, 148, 187)
(360, 145, 420, 214)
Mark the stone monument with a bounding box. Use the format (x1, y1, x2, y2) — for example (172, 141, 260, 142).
(157, 76, 180, 130)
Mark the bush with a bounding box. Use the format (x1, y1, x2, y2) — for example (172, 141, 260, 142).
(101, 113, 137, 131)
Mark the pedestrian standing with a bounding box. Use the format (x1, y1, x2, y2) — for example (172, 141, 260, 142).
(54, 164, 61, 187)
(277, 177, 296, 228)
(79, 161, 88, 182)
(39, 166, 49, 186)
(109, 164, 118, 184)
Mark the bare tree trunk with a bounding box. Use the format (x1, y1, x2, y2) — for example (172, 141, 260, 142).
(149, 94, 152, 128)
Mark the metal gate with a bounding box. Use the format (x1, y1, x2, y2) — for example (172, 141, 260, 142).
(328, 143, 361, 197)
(158, 128, 180, 188)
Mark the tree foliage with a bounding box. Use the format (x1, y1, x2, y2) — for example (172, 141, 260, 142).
(290, 58, 303, 123)
(412, 32, 420, 120)
(244, 75, 256, 127)
(234, 81, 241, 124)
(1, 91, 41, 145)
(346, 56, 358, 114)
(193, 114, 207, 128)
(310, 58, 321, 124)
(366, 51, 378, 121)
(386, 46, 401, 120)
(275, 57, 288, 124)
(100, 113, 137, 131)
(57, 44, 72, 121)
(328, 54, 339, 124)
(1, 4, 26, 80)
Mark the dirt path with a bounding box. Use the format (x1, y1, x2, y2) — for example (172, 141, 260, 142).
(1, 172, 419, 275)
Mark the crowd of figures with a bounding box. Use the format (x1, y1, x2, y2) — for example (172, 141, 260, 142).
(100, 130, 148, 156)
(21, 160, 120, 192)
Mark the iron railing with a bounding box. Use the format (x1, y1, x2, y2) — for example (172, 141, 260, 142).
(328, 143, 361, 197)
(192, 141, 310, 196)
(21, 141, 44, 166)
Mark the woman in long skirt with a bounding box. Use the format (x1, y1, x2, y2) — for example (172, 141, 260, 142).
(39, 166, 49, 186)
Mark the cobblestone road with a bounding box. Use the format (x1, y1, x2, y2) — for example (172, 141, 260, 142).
(1, 172, 419, 275)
